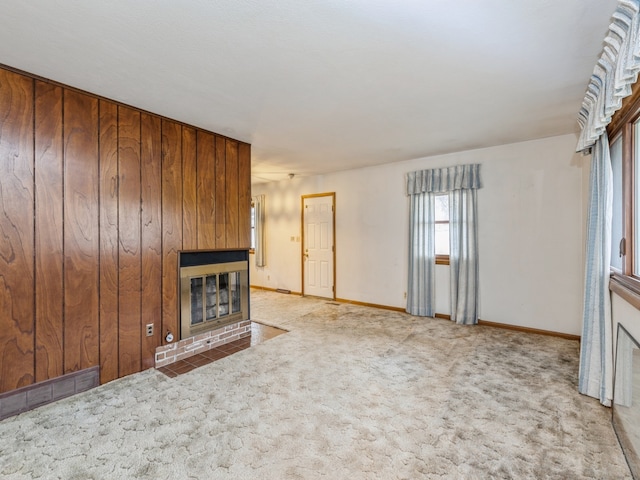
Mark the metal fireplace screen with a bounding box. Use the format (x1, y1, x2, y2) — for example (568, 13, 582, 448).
(613, 323, 640, 480)
(180, 260, 248, 339)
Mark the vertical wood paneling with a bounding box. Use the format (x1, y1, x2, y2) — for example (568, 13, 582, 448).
(196, 131, 216, 249)
(225, 139, 239, 248)
(141, 113, 162, 369)
(63, 90, 100, 373)
(161, 120, 182, 342)
(0, 70, 34, 393)
(98, 99, 119, 384)
(238, 143, 251, 249)
(182, 127, 197, 250)
(34, 81, 64, 382)
(215, 136, 226, 248)
(0, 65, 251, 393)
(117, 106, 141, 376)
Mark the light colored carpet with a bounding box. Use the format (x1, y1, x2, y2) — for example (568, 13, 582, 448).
(0, 289, 632, 479)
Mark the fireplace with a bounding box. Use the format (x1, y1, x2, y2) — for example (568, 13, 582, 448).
(613, 324, 640, 479)
(179, 250, 249, 340)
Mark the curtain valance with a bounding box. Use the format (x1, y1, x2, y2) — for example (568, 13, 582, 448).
(577, 0, 640, 152)
(406, 164, 481, 196)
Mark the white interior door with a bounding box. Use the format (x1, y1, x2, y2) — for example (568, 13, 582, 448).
(303, 194, 335, 299)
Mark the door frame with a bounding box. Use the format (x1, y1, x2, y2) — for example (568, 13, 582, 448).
(301, 192, 336, 299)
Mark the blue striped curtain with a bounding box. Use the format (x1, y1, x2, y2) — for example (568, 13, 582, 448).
(449, 188, 479, 324)
(407, 164, 481, 320)
(579, 133, 613, 406)
(254, 195, 266, 267)
(407, 192, 436, 316)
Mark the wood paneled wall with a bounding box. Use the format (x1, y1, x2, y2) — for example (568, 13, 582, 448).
(0, 66, 251, 393)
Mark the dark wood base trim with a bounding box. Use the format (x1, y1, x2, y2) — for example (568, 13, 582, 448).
(0, 366, 100, 420)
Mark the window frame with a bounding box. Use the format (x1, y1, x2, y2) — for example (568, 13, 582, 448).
(249, 200, 256, 254)
(434, 193, 450, 265)
(608, 78, 640, 301)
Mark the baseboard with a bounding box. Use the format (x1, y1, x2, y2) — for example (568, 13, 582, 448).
(436, 313, 578, 340)
(250, 285, 302, 296)
(251, 288, 580, 341)
(476, 319, 581, 341)
(0, 366, 100, 420)
(334, 297, 406, 312)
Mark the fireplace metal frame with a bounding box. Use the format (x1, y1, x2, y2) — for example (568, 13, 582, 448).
(613, 323, 640, 480)
(180, 260, 249, 340)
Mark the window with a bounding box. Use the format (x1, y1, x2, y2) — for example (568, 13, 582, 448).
(434, 194, 449, 264)
(250, 201, 256, 252)
(611, 135, 623, 271)
(608, 80, 640, 295)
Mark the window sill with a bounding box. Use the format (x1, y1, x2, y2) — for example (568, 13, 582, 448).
(436, 255, 449, 266)
(610, 272, 640, 311)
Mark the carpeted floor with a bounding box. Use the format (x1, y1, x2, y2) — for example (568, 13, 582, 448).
(0, 289, 632, 479)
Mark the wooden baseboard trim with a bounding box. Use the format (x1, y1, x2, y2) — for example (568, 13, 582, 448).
(477, 319, 580, 341)
(250, 285, 302, 296)
(435, 312, 578, 340)
(250, 288, 580, 341)
(334, 297, 406, 312)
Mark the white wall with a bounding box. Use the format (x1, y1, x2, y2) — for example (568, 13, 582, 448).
(612, 293, 640, 354)
(251, 133, 585, 335)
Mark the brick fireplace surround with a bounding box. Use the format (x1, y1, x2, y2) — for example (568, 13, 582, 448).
(154, 320, 251, 368)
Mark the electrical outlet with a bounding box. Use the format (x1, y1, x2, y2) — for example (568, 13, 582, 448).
(146, 323, 154, 337)
(403, 292, 407, 299)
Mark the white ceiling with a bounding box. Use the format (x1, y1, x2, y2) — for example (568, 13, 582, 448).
(0, 0, 618, 184)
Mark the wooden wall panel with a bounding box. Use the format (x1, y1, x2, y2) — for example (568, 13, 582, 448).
(118, 106, 142, 376)
(0, 70, 34, 393)
(0, 65, 251, 393)
(238, 143, 251, 249)
(225, 140, 240, 248)
(98, 100, 119, 384)
(161, 119, 183, 342)
(196, 131, 216, 249)
(141, 113, 162, 369)
(182, 127, 197, 250)
(34, 81, 64, 382)
(63, 90, 99, 373)
(215, 136, 227, 248)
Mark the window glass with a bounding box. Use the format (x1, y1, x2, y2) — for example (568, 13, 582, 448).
(611, 136, 623, 271)
(250, 203, 256, 250)
(434, 194, 449, 256)
(635, 119, 640, 275)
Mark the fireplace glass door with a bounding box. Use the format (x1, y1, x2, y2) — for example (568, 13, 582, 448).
(613, 324, 640, 479)
(181, 261, 248, 339)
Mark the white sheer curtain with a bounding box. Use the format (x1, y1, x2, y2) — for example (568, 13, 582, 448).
(407, 191, 436, 316)
(406, 164, 481, 320)
(579, 134, 613, 406)
(449, 187, 479, 325)
(254, 194, 266, 267)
